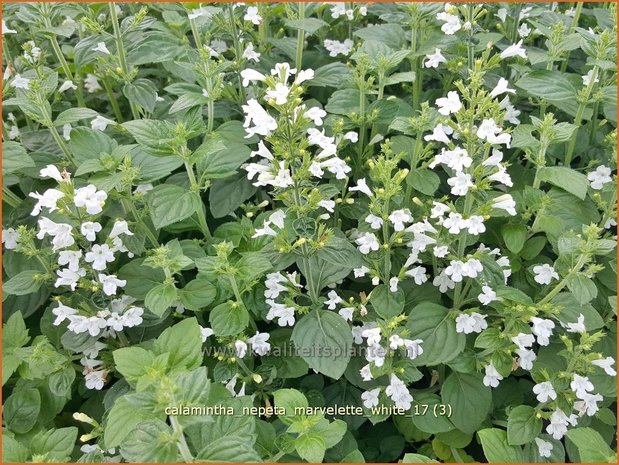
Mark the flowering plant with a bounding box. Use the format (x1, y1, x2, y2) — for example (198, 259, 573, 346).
(1, 2, 617, 463)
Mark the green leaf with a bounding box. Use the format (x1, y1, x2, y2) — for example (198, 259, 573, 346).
(536, 166, 589, 200)
(370, 284, 405, 319)
(565, 274, 598, 304)
(147, 185, 201, 229)
(285, 17, 328, 35)
(178, 278, 216, 311)
(30, 427, 78, 462)
(195, 142, 251, 179)
(122, 119, 176, 155)
(123, 79, 158, 113)
(501, 224, 527, 254)
(309, 62, 353, 88)
(565, 427, 615, 462)
(118, 259, 166, 299)
(407, 169, 440, 195)
(507, 406, 542, 446)
(209, 173, 257, 218)
(297, 256, 353, 294)
(144, 282, 178, 316)
(3, 270, 43, 296)
(113, 347, 156, 384)
(315, 236, 363, 269)
(154, 317, 203, 370)
(2, 435, 30, 463)
(3, 311, 30, 349)
(48, 367, 75, 397)
(209, 302, 250, 337)
(274, 388, 308, 424)
(441, 372, 491, 434)
(54, 107, 98, 126)
(515, 70, 578, 101)
(104, 395, 162, 449)
(552, 293, 604, 331)
(411, 393, 455, 434)
(477, 428, 525, 463)
(120, 420, 179, 462)
(406, 303, 465, 365)
(291, 310, 352, 379)
(295, 433, 327, 463)
(401, 453, 439, 463)
(2, 141, 34, 175)
(354, 24, 406, 49)
(196, 436, 262, 462)
(4, 388, 41, 434)
(325, 89, 364, 115)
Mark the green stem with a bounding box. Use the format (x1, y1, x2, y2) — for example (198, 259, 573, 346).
(109, 2, 139, 119)
(227, 4, 246, 104)
(122, 198, 159, 248)
(452, 194, 474, 307)
(102, 78, 124, 122)
(559, 1, 583, 73)
(538, 254, 587, 305)
(382, 200, 391, 281)
(169, 415, 194, 463)
(49, 125, 77, 167)
(266, 451, 286, 463)
(184, 161, 212, 239)
(189, 16, 203, 49)
(565, 66, 599, 165)
(2, 187, 21, 208)
(295, 2, 306, 70)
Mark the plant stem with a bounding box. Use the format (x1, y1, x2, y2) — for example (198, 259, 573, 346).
(295, 2, 306, 70)
(559, 1, 583, 73)
(227, 4, 246, 104)
(169, 415, 194, 463)
(49, 125, 77, 167)
(564, 66, 599, 165)
(2, 187, 21, 208)
(121, 198, 159, 248)
(538, 254, 587, 305)
(184, 161, 212, 239)
(452, 194, 474, 307)
(102, 77, 124, 122)
(189, 16, 203, 49)
(109, 2, 140, 120)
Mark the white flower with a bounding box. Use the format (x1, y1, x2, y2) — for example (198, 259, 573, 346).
(587, 165, 612, 190)
(339, 307, 354, 321)
(564, 313, 586, 334)
(98, 274, 126, 296)
(40, 165, 65, 183)
(533, 381, 557, 402)
(467, 215, 486, 235)
(304, 107, 327, 126)
(121, 306, 143, 328)
(242, 42, 261, 62)
(355, 232, 380, 254)
(29, 189, 65, 216)
(361, 388, 381, 408)
(405, 266, 428, 285)
(499, 97, 521, 125)
(430, 147, 472, 172)
(389, 209, 413, 231)
(582, 69, 599, 87)
(248, 332, 270, 356)
(349, 178, 373, 197)
(500, 40, 527, 59)
(84, 74, 102, 93)
(325, 290, 343, 310)
(547, 409, 576, 439)
(58, 250, 82, 272)
(575, 392, 603, 416)
(271, 62, 296, 81)
(8, 126, 20, 140)
(242, 99, 277, 138)
(109, 220, 133, 239)
(55, 267, 85, 290)
(385, 374, 413, 410)
(362, 327, 381, 346)
(436, 91, 462, 115)
(404, 339, 423, 359)
(447, 172, 473, 196)
(433, 271, 455, 293)
(436, 9, 461, 35)
(592, 357, 617, 376)
(455, 312, 488, 334)
(496, 7, 507, 22)
(10, 75, 30, 89)
(234, 340, 248, 358)
(52, 303, 78, 326)
(518, 23, 532, 38)
(360, 363, 373, 381)
(324, 38, 354, 57)
(209, 39, 228, 55)
(58, 80, 78, 93)
(200, 327, 214, 343)
(512, 332, 535, 351)
(532, 264, 559, 285)
(343, 131, 358, 143)
(244, 6, 262, 25)
(296, 68, 314, 85)
(478, 285, 497, 305)
(516, 348, 536, 370)
(2, 228, 20, 249)
(433, 245, 449, 258)
(240, 69, 266, 87)
(388, 277, 399, 292)
(265, 83, 290, 105)
(535, 438, 553, 458)
(91, 115, 114, 131)
(2, 19, 17, 34)
(424, 48, 447, 68)
(80, 221, 102, 241)
(530, 317, 555, 346)
(477, 118, 511, 146)
(92, 42, 110, 54)
(85, 244, 115, 270)
(37, 218, 75, 250)
(134, 184, 153, 195)
(483, 362, 503, 388)
(490, 77, 515, 98)
(570, 374, 594, 399)
(492, 194, 517, 216)
(85, 370, 107, 390)
(443, 213, 467, 234)
(318, 200, 335, 213)
(424, 123, 453, 144)
(63, 124, 72, 141)
(431, 201, 451, 219)
(74, 185, 107, 215)
(266, 300, 295, 326)
(353, 266, 369, 278)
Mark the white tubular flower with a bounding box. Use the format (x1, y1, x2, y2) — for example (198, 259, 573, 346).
(39, 165, 65, 183)
(248, 332, 270, 355)
(532, 264, 559, 285)
(244, 6, 262, 25)
(74, 185, 108, 215)
(436, 91, 462, 115)
(361, 388, 381, 408)
(591, 357, 616, 376)
(447, 171, 473, 196)
(455, 312, 487, 334)
(424, 48, 447, 68)
(530, 317, 555, 346)
(29, 189, 65, 216)
(240, 69, 266, 87)
(478, 285, 496, 305)
(533, 381, 557, 402)
(324, 38, 354, 57)
(500, 40, 527, 59)
(388, 209, 413, 231)
(349, 178, 373, 197)
(59, 80, 78, 92)
(587, 165, 612, 190)
(483, 362, 503, 388)
(489, 77, 515, 98)
(10, 75, 30, 89)
(355, 232, 380, 254)
(242, 99, 277, 138)
(92, 42, 110, 54)
(424, 123, 453, 144)
(535, 438, 553, 458)
(385, 374, 413, 410)
(492, 194, 517, 215)
(2, 228, 20, 250)
(242, 43, 261, 62)
(98, 273, 127, 296)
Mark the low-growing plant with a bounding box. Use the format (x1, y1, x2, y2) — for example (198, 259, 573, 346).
(1, 2, 617, 463)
